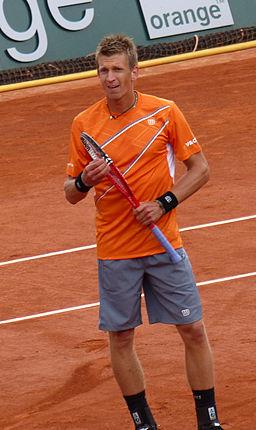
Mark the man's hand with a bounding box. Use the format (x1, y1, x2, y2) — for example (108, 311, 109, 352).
(81, 159, 110, 187)
(133, 201, 165, 226)
(64, 159, 110, 205)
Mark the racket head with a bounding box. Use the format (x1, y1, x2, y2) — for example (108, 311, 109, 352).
(80, 132, 112, 165)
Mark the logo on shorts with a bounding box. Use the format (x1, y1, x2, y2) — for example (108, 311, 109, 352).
(181, 308, 191, 317)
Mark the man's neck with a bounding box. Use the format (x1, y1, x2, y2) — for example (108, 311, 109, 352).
(107, 91, 137, 119)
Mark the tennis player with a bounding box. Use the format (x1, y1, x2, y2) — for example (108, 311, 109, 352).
(64, 34, 223, 430)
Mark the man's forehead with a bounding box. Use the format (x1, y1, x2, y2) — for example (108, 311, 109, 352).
(97, 53, 129, 68)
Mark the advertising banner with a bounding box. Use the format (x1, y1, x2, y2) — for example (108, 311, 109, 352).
(138, 0, 234, 39)
(2, 0, 255, 72)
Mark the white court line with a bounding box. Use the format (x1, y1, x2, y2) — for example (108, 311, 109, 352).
(1, 214, 255, 267)
(196, 272, 256, 286)
(180, 214, 256, 231)
(0, 244, 96, 267)
(0, 271, 255, 326)
(0, 302, 100, 326)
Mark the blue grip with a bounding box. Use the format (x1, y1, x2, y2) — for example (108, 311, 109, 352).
(150, 225, 182, 264)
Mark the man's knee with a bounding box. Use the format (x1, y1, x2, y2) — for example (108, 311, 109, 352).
(109, 328, 135, 352)
(176, 320, 208, 347)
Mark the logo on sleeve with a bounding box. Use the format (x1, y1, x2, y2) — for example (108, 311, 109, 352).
(185, 137, 198, 147)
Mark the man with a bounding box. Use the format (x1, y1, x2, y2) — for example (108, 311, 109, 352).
(64, 34, 223, 430)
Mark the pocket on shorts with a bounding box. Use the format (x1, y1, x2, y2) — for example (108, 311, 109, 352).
(98, 259, 116, 292)
(174, 248, 196, 284)
(175, 247, 187, 262)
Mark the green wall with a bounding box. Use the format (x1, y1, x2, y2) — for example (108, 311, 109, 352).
(0, 0, 255, 71)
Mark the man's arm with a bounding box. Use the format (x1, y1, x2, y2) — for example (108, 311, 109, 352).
(134, 151, 209, 225)
(64, 158, 110, 205)
(171, 151, 209, 203)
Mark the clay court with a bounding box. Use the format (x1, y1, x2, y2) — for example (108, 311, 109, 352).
(1, 47, 256, 429)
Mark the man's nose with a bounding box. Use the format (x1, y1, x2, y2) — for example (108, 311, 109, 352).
(106, 70, 116, 81)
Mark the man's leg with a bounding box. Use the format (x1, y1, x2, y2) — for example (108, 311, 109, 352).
(176, 320, 214, 388)
(176, 320, 222, 429)
(109, 329, 144, 394)
(109, 329, 157, 429)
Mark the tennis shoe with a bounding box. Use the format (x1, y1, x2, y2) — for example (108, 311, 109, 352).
(199, 423, 223, 430)
(136, 425, 158, 430)
(136, 426, 156, 430)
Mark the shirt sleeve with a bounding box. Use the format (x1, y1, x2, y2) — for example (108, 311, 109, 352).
(169, 102, 201, 161)
(66, 118, 91, 177)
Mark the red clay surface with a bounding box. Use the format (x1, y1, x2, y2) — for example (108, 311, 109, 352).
(1, 48, 256, 430)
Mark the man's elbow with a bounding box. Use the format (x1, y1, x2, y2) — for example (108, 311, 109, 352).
(64, 180, 80, 205)
(65, 194, 78, 205)
(201, 162, 210, 185)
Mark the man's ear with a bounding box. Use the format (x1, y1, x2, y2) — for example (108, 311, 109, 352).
(131, 66, 139, 81)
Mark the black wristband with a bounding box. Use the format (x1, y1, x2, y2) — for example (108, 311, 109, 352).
(155, 191, 179, 214)
(74, 172, 92, 193)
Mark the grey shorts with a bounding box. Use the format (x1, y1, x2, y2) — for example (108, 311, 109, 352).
(98, 248, 202, 332)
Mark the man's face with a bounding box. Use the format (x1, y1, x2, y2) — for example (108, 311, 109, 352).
(97, 53, 138, 101)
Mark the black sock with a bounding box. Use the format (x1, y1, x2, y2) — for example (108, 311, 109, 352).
(193, 388, 220, 428)
(124, 390, 157, 428)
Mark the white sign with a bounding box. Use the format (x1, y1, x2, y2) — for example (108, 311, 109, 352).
(138, 0, 234, 39)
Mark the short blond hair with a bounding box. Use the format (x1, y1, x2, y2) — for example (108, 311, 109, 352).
(95, 34, 138, 69)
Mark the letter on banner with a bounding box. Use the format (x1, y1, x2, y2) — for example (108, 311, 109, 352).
(0, 0, 48, 62)
(47, 0, 94, 30)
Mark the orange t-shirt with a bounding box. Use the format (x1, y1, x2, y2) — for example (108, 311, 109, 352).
(66, 92, 201, 259)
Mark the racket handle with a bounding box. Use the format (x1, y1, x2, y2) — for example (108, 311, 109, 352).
(149, 224, 182, 264)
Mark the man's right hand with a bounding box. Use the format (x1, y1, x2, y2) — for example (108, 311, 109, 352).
(81, 158, 110, 187)
(64, 159, 110, 205)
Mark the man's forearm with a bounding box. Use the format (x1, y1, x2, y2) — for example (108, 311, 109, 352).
(172, 163, 209, 204)
(172, 152, 210, 204)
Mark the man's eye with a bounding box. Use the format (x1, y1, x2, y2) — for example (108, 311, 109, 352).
(99, 67, 124, 75)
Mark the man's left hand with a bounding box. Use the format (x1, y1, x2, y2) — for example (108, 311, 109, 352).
(133, 201, 164, 226)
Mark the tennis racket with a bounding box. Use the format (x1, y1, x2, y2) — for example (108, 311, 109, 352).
(80, 131, 182, 264)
